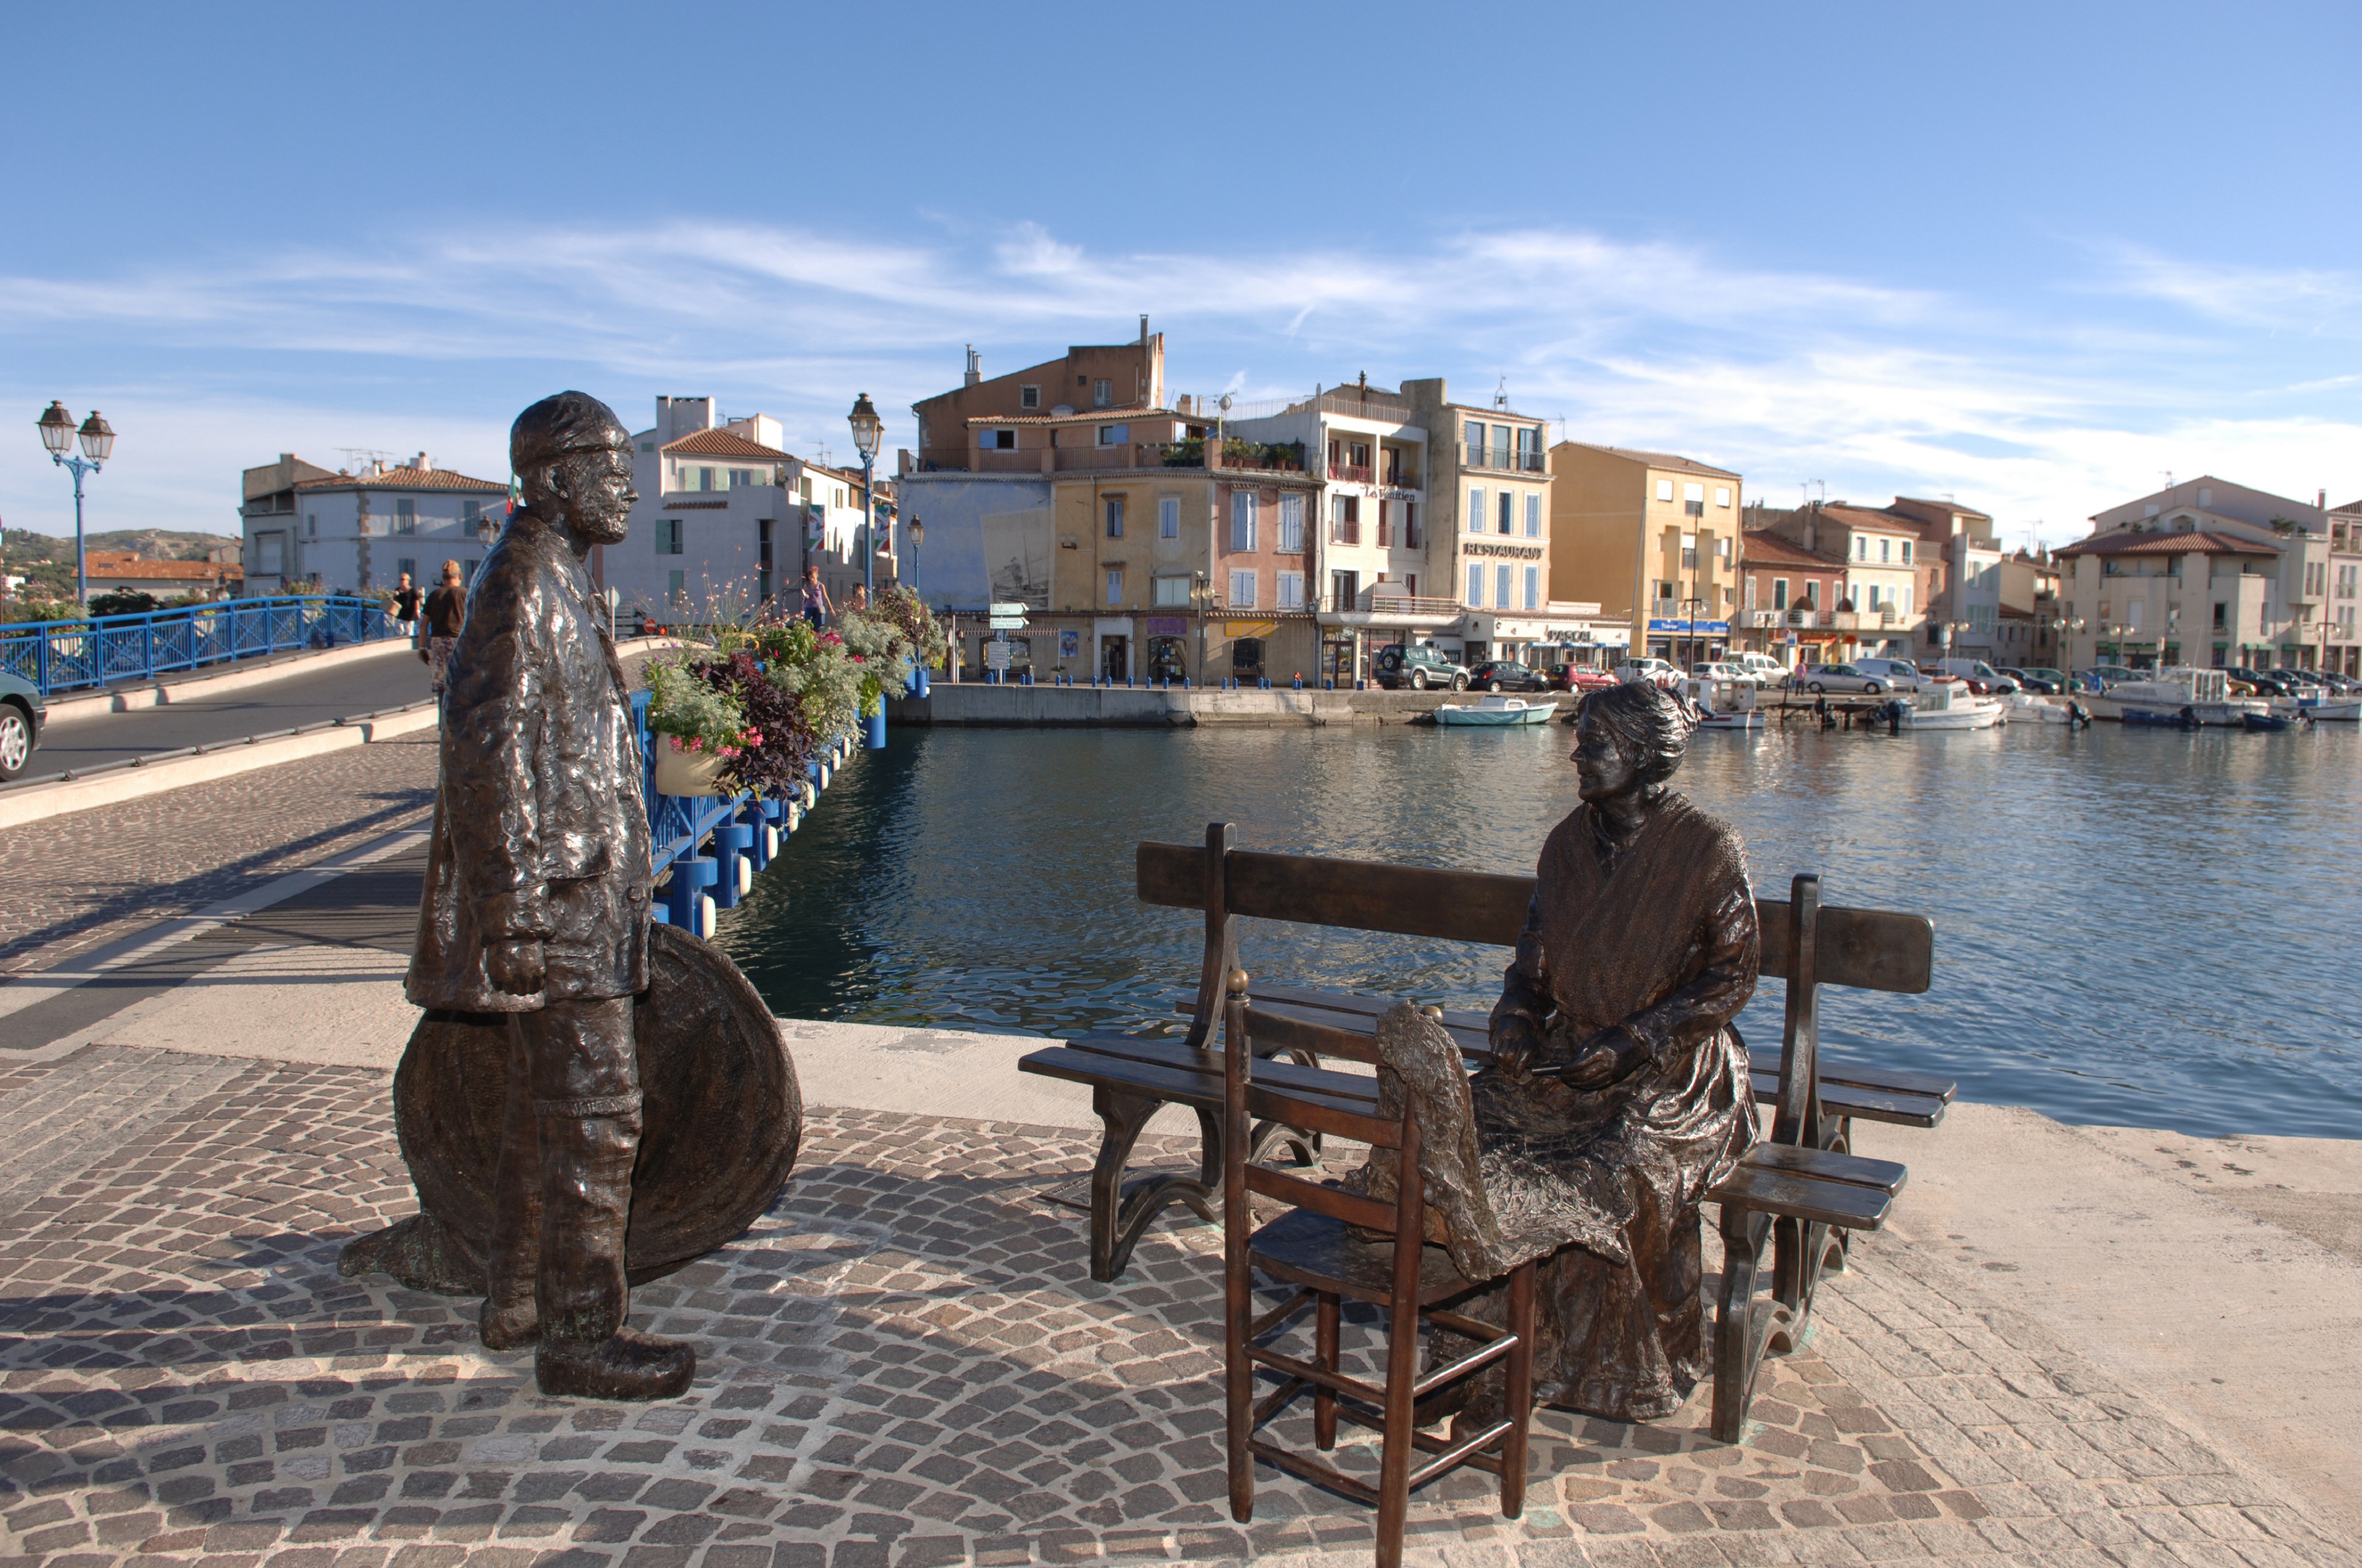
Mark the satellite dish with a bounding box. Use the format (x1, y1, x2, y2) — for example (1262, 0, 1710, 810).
(1218, 394, 1234, 414)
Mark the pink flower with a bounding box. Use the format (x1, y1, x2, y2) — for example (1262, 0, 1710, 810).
(850, 654, 865, 664)
(744, 730, 763, 745)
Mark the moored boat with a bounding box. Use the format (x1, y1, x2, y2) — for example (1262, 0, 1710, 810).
(1434, 694, 1558, 727)
(2111, 667, 2261, 728)
(1678, 676, 1763, 730)
(1899, 680, 2003, 730)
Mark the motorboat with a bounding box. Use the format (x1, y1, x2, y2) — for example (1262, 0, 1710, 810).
(2244, 703, 2308, 732)
(2000, 692, 2085, 725)
(1679, 676, 1763, 731)
(2295, 691, 2361, 721)
(1434, 694, 1558, 727)
(2110, 668, 2262, 728)
(1898, 680, 2004, 730)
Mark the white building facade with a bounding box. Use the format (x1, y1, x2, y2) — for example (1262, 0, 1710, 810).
(606, 396, 894, 620)
(239, 453, 509, 597)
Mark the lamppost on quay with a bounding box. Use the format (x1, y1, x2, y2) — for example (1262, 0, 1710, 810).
(846, 393, 884, 600)
(906, 517, 923, 596)
(35, 402, 117, 606)
(1191, 570, 1216, 681)
(2043, 613, 2084, 688)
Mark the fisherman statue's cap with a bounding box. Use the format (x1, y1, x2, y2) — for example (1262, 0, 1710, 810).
(511, 391, 630, 471)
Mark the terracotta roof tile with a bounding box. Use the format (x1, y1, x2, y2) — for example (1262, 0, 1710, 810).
(2055, 529, 2278, 558)
(663, 429, 792, 460)
(1553, 441, 1740, 480)
(1739, 529, 1845, 569)
(296, 467, 507, 493)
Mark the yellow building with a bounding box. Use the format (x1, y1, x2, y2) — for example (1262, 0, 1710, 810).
(1549, 444, 1744, 665)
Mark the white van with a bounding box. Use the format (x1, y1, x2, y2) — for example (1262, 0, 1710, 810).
(1730, 652, 1786, 680)
(1853, 657, 1926, 692)
(1933, 657, 2018, 693)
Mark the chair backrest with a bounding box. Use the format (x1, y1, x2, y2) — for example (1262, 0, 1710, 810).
(1144, 824, 1935, 1137)
(1220, 975, 1422, 1268)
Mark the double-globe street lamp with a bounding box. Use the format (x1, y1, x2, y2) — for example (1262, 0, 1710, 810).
(846, 393, 884, 600)
(35, 402, 117, 606)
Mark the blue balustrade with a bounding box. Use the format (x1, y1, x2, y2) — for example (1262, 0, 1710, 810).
(0, 594, 400, 699)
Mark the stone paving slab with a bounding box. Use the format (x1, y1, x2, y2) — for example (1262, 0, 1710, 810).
(0, 1046, 2350, 1568)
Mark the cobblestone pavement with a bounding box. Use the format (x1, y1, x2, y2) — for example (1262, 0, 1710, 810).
(0, 1046, 2346, 1568)
(0, 737, 440, 978)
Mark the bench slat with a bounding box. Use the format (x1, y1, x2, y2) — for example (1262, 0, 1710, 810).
(1059, 1035, 1379, 1103)
(1754, 1071, 1947, 1128)
(1759, 900, 1933, 994)
(1739, 1143, 1909, 1195)
(1709, 1164, 1893, 1229)
(1021, 1044, 1396, 1143)
(1140, 842, 1531, 945)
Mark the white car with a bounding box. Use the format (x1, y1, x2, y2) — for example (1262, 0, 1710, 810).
(1690, 661, 1761, 687)
(1729, 652, 1788, 681)
(1796, 662, 1899, 695)
(1615, 657, 1676, 687)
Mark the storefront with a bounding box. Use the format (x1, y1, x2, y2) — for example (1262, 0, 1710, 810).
(1645, 616, 1732, 667)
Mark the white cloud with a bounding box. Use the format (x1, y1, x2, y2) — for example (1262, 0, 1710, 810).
(2, 221, 2356, 546)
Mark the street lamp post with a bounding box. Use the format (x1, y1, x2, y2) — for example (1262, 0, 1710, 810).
(36, 402, 116, 606)
(907, 517, 923, 597)
(847, 393, 883, 601)
(1192, 570, 1213, 682)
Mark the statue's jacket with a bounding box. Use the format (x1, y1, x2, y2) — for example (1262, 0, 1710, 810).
(407, 507, 653, 1012)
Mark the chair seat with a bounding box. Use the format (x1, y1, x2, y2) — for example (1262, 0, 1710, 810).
(1250, 1207, 1490, 1308)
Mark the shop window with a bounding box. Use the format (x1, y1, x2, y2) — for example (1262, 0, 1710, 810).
(1231, 637, 1265, 679)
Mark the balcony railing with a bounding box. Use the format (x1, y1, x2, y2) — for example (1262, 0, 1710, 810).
(1328, 462, 1372, 484)
(961, 438, 1307, 475)
(1354, 591, 1464, 618)
(1461, 444, 1547, 474)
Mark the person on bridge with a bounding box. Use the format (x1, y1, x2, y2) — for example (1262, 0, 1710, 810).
(422, 560, 466, 695)
(406, 391, 683, 1401)
(393, 571, 423, 638)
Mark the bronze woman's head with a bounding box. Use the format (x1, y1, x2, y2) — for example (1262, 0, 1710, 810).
(1572, 681, 1693, 803)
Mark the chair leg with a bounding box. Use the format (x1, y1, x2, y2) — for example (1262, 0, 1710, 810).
(1712, 1202, 1774, 1444)
(1375, 1284, 1420, 1568)
(1501, 1260, 1535, 1518)
(1314, 1291, 1339, 1450)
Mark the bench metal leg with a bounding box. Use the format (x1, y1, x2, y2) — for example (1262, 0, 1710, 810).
(1712, 1202, 1782, 1445)
(1088, 1087, 1221, 1283)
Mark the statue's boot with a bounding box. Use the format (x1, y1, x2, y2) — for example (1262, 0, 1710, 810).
(530, 1104, 695, 1401)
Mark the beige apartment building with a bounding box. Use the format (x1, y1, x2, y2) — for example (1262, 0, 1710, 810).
(1757, 503, 1926, 661)
(1393, 381, 1558, 668)
(1549, 444, 1742, 665)
(911, 325, 1164, 471)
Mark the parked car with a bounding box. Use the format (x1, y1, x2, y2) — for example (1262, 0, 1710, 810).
(0, 667, 44, 782)
(1544, 663, 1616, 691)
(1796, 663, 1895, 695)
(1372, 642, 1468, 691)
(1853, 657, 1927, 692)
(2073, 665, 2143, 692)
(1465, 660, 1549, 693)
(1689, 661, 1761, 687)
(1614, 657, 1677, 687)
(1932, 658, 2017, 694)
(2241, 669, 2303, 698)
(2003, 666, 2065, 694)
(1729, 652, 1788, 681)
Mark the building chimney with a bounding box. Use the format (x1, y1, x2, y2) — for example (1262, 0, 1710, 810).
(964, 346, 981, 388)
(2320, 488, 2328, 510)
(1140, 314, 1150, 346)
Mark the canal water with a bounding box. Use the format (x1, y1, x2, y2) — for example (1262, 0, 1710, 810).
(718, 718, 2362, 1141)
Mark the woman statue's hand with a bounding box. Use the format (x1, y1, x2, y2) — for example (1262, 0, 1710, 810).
(1557, 1026, 1648, 1089)
(1490, 1013, 1542, 1078)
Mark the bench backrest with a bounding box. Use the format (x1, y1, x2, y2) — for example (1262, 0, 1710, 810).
(1140, 821, 1933, 1148)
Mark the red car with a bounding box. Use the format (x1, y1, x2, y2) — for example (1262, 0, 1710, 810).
(1546, 664, 1615, 691)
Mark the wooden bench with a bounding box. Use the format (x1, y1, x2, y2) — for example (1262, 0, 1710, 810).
(1017, 821, 1951, 1439)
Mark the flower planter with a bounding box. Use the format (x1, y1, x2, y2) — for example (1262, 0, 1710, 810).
(654, 744, 730, 798)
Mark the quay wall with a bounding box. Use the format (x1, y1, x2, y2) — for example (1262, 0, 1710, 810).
(887, 684, 1467, 727)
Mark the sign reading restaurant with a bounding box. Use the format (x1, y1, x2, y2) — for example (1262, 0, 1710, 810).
(1463, 541, 1546, 560)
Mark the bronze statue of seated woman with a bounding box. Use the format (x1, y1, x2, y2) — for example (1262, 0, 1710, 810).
(1350, 679, 1759, 1426)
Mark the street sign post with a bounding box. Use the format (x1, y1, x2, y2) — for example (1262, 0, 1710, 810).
(989, 601, 1028, 631)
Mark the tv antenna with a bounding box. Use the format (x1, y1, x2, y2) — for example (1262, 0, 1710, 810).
(1493, 376, 1509, 410)
(337, 447, 394, 474)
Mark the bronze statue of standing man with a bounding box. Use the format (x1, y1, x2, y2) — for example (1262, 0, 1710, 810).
(405, 391, 692, 1400)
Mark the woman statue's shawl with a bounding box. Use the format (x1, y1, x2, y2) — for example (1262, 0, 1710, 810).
(1352, 793, 1759, 1286)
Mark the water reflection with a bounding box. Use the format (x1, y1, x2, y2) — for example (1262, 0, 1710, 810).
(718, 719, 2362, 1139)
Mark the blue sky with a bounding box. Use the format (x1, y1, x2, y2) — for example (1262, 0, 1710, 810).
(3, 1, 2357, 550)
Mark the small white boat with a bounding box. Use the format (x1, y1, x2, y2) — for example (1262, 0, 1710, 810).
(2297, 694, 2361, 721)
(1679, 676, 1763, 730)
(2001, 692, 2077, 725)
(1899, 680, 2004, 730)
(1434, 694, 1559, 727)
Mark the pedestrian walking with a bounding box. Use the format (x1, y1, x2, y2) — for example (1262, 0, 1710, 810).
(393, 571, 423, 632)
(799, 565, 831, 628)
(423, 560, 466, 695)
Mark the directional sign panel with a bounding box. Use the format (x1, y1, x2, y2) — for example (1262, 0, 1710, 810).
(989, 603, 1031, 618)
(989, 616, 1027, 630)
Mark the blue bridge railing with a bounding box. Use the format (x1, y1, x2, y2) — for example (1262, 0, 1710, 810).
(630, 688, 860, 938)
(0, 594, 401, 699)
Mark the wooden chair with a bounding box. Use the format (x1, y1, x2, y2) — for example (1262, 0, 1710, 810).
(1219, 970, 1535, 1568)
